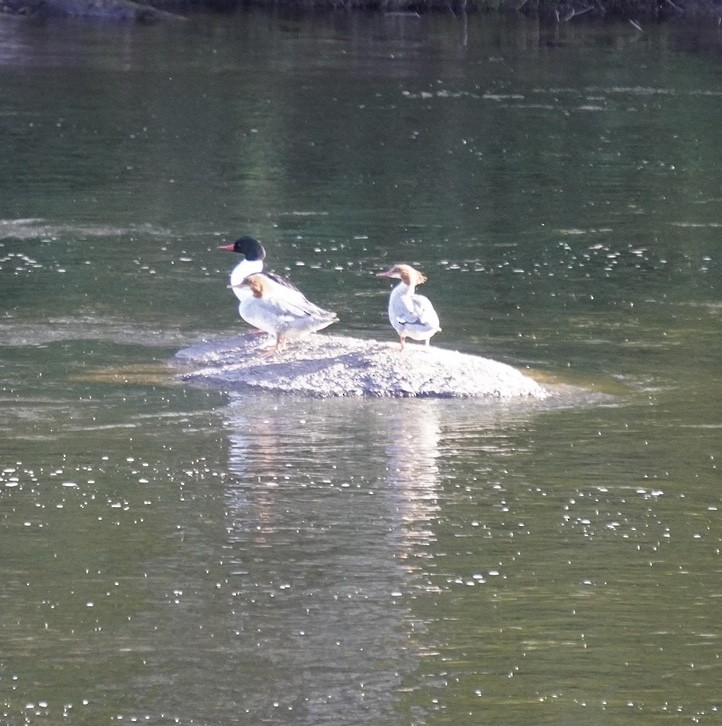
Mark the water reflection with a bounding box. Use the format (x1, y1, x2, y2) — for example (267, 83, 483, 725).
(384, 400, 441, 575)
(220, 395, 445, 723)
(218, 394, 551, 723)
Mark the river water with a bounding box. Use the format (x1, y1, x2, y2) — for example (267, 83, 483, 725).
(1, 10, 720, 725)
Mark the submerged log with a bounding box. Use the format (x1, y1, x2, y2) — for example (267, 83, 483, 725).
(174, 333, 548, 399)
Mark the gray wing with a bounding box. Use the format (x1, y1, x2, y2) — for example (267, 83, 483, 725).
(398, 294, 439, 327)
(265, 294, 336, 321)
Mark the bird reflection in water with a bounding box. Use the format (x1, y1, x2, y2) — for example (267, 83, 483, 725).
(218, 395, 444, 722)
(383, 400, 442, 579)
(224, 405, 290, 543)
(222, 396, 442, 568)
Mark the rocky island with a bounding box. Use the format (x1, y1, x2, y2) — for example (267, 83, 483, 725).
(174, 333, 548, 399)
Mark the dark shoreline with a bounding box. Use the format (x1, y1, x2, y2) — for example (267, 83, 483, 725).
(2, 0, 721, 23)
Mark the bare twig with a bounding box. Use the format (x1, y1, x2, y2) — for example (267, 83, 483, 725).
(664, 0, 684, 13)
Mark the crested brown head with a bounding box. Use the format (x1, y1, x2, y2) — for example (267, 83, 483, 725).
(378, 264, 426, 286)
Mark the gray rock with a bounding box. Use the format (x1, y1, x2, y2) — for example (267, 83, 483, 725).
(174, 333, 548, 399)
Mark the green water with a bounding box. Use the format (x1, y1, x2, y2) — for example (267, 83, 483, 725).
(1, 12, 720, 725)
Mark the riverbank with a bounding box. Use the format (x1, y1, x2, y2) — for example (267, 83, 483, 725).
(2, 0, 720, 22)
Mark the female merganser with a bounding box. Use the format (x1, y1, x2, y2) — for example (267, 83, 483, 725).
(218, 235, 298, 303)
(377, 264, 441, 350)
(235, 274, 338, 354)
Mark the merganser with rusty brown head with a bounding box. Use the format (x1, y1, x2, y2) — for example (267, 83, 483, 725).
(233, 274, 338, 354)
(377, 264, 441, 350)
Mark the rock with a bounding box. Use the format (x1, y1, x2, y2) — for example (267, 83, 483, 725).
(174, 333, 548, 399)
(3, 0, 186, 21)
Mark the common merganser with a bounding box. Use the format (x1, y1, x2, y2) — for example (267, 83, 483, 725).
(234, 274, 338, 354)
(377, 264, 441, 350)
(219, 234, 321, 337)
(218, 235, 298, 303)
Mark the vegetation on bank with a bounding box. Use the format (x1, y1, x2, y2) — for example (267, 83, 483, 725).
(2, 0, 721, 24)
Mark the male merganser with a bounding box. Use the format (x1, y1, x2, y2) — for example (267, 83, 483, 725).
(377, 264, 441, 350)
(218, 235, 298, 303)
(234, 274, 338, 354)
